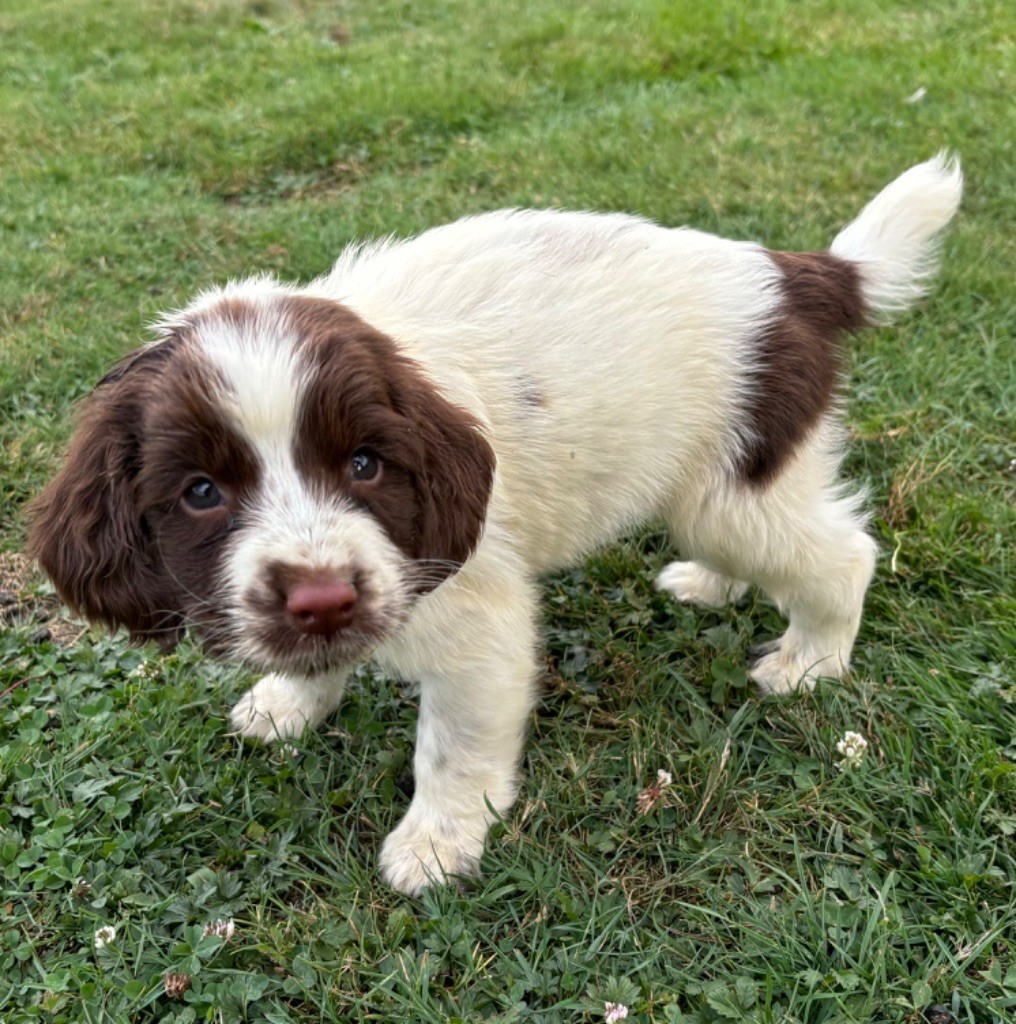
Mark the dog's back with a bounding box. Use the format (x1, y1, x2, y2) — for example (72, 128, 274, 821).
(314, 156, 961, 574)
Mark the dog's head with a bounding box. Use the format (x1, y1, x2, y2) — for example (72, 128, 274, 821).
(28, 287, 495, 675)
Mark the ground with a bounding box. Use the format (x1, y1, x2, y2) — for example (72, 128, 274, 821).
(0, 1, 1014, 1022)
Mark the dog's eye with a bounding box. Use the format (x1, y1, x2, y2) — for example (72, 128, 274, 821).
(183, 478, 224, 510)
(349, 447, 381, 482)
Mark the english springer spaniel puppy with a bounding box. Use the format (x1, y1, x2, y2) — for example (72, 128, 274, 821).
(30, 155, 961, 894)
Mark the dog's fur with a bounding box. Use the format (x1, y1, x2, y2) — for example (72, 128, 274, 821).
(29, 156, 962, 894)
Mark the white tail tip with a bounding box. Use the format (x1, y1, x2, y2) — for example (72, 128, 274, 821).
(831, 152, 962, 319)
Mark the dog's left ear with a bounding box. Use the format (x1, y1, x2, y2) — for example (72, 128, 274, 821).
(281, 293, 496, 588)
(394, 366, 496, 585)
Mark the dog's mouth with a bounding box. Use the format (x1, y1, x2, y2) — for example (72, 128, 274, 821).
(239, 629, 390, 677)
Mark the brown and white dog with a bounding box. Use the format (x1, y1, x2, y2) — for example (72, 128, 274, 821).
(29, 155, 961, 894)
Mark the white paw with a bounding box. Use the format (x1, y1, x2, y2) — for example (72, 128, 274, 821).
(747, 644, 844, 695)
(379, 809, 487, 896)
(655, 561, 748, 608)
(229, 673, 331, 743)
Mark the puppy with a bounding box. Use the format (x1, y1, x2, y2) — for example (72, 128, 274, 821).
(29, 155, 962, 894)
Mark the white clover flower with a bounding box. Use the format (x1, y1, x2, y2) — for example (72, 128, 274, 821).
(604, 1003, 629, 1023)
(163, 970, 191, 998)
(128, 661, 158, 680)
(202, 918, 236, 941)
(835, 730, 869, 769)
(635, 768, 673, 815)
(93, 925, 117, 949)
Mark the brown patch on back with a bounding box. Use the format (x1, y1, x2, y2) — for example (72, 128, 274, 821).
(283, 295, 496, 589)
(736, 250, 867, 486)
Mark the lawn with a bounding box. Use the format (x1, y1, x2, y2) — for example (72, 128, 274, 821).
(1, 0, 1015, 1021)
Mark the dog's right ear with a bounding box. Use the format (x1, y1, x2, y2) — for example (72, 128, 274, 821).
(27, 342, 184, 646)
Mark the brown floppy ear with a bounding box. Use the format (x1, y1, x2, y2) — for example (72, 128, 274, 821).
(396, 369, 496, 580)
(280, 293, 496, 588)
(27, 344, 183, 646)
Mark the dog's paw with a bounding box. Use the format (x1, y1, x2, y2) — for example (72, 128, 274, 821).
(655, 561, 748, 608)
(229, 673, 326, 743)
(379, 809, 486, 896)
(747, 642, 842, 695)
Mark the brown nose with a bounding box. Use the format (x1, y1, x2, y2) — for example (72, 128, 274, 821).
(287, 581, 358, 636)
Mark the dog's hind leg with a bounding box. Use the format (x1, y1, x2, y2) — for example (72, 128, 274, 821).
(743, 498, 876, 695)
(655, 560, 749, 608)
(672, 421, 876, 694)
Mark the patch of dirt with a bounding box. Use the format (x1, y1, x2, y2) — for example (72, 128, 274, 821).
(0, 551, 88, 647)
(884, 456, 951, 531)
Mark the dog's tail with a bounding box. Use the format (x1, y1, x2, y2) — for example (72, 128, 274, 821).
(829, 152, 962, 320)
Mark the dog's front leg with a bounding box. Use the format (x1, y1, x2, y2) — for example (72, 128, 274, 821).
(379, 586, 539, 895)
(230, 669, 349, 742)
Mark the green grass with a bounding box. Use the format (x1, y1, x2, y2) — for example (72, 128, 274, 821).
(2, 0, 1015, 1021)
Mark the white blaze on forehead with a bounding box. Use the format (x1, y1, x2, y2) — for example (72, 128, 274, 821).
(193, 296, 306, 464)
